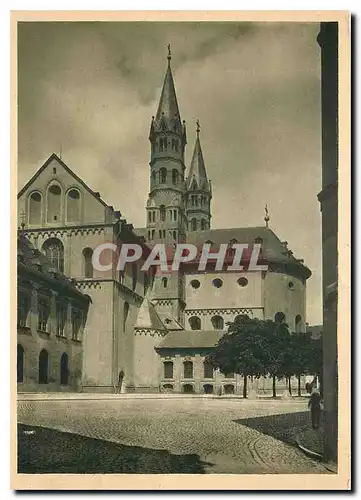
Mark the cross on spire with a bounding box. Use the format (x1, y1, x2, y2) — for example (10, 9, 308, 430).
(167, 44, 171, 63)
(196, 119, 200, 137)
(264, 204, 270, 227)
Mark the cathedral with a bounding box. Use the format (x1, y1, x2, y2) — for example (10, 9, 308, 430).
(17, 49, 311, 395)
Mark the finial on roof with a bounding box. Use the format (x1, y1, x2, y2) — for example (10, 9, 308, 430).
(196, 119, 200, 137)
(167, 44, 171, 63)
(264, 204, 270, 227)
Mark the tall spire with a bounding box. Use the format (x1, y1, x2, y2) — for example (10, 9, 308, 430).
(154, 45, 181, 129)
(186, 120, 210, 192)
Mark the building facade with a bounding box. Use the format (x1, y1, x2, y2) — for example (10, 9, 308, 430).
(17, 233, 90, 391)
(17, 49, 311, 395)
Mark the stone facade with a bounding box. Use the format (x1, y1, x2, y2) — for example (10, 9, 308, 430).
(17, 48, 312, 396)
(17, 234, 90, 392)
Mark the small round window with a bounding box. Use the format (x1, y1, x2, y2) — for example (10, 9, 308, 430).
(237, 277, 248, 287)
(190, 279, 200, 289)
(288, 281, 294, 290)
(212, 278, 223, 288)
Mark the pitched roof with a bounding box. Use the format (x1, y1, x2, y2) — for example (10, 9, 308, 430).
(135, 297, 167, 331)
(185, 226, 310, 273)
(17, 153, 113, 211)
(157, 330, 225, 349)
(186, 135, 210, 192)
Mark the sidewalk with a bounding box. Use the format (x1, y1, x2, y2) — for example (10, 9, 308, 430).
(17, 392, 308, 402)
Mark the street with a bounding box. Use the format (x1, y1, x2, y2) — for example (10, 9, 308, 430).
(17, 397, 329, 474)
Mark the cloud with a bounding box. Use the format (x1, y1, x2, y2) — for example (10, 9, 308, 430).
(17, 21, 322, 324)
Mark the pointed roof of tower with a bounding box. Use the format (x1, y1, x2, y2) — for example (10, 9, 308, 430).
(134, 296, 167, 331)
(155, 45, 182, 130)
(186, 120, 210, 191)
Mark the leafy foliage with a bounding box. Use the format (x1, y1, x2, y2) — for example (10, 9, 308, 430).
(207, 315, 323, 398)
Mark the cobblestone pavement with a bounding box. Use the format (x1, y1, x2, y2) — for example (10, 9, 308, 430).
(17, 398, 329, 474)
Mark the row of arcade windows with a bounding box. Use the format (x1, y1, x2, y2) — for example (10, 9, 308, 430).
(188, 314, 303, 332)
(189, 218, 208, 231)
(163, 360, 235, 380)
(17, 346, 70, 385)
(148, 208, 178, 223)
(152, 168, 180, 185)
(28, 186, 81, 225)
(157, 137, 179, 153)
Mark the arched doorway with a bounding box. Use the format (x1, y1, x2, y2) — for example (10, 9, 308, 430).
(60, 353, 69, 386)
(38, 349, 49, 384)
(224, 384, 235, 395)
(17, 345, 24, 383)
(203, 384, 214, 394)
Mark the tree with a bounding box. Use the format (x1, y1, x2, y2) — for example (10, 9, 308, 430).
(262, 321, 291, 398)
(207, 315, 271, 398)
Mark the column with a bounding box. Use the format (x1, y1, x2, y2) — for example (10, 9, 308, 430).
(29, 284, 39, 333)
(174, 354, 182, 392)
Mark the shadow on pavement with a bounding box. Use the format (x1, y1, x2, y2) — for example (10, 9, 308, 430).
(18, 424, 213, 474)
(233, 411, 313, 445)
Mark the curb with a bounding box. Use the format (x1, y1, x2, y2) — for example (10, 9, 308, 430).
(295, 434, 337, 473)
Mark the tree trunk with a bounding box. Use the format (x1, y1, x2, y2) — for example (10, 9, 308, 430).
(297, 375, 301, 397)
(272, 375, 276, 398)
(288, 376, 292, 396)
(243, 375, 247, 398)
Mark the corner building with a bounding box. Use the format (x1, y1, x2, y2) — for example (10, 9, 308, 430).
(17, 49, 311, 395)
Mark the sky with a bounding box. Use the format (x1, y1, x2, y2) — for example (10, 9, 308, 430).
(17, 21, 322, 325)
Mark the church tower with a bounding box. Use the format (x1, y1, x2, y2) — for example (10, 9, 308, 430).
(147, 45, 188, 244)
(186, 120, 212, 231)
(146, 46, 187, 325)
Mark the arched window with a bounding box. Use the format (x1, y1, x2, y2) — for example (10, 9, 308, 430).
(172, 169, 179, 185)
(159, 138, 164, 152)
(38, 349, 49, 384)
(71, 308, 83, 341)
(182, 383, 194, 393)
(173, 231, 177, 240)
(160, 205, 166, 221)
(18, 291, 31, 327)
(29, 192, 42, 224)
(183, 361, 193, 379)
(201, 219, 207, 230)
(83, 248, 93, 278)
(203, 361, 214, 379)
(191, 218, 197, 231)
(295, 314, 302, 333)
(152, 170, 156, 182)
(224, 384, 235, 394)
(123, 302, 129, 332)
(66, 189, 80, 222)
(164, 361, 174, 379)
(189, 316, 201, 330)
(37, 292, 51, 332)
(159, 168, 167, 183)
(162, 277, 168, 288)
(132, 263, 137, 291)
(203, 384, 214, 394)
(17, 345, 24, 383)
(47, 184, 62, 223)
(275, 312, 286, 324)
(60, 353, 69, 386)
(42, 238, 64, 273)
(211, 315, 224, 330)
